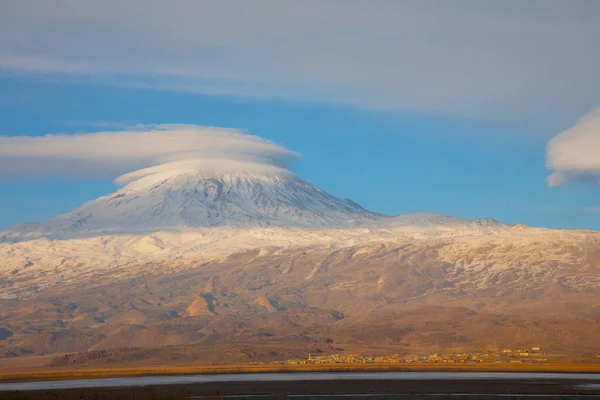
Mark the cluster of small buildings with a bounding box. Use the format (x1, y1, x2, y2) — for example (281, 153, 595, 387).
(266, 346, 549, 365)
(498, 347, 548, 363)
(400, 347, 547, 364)
(274, 354, 377, 365)
(502, 347, 542, 357)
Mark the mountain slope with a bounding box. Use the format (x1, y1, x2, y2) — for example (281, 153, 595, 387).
(2, 172, 384, 240)
(1, 165, 600, 364)
(2, 169, 509, 242)
(2, 226, 600, 364)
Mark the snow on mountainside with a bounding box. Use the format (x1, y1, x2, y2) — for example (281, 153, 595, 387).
(1, 170, 383, 241)
(387, 212, 508, 229)
(1, 159, 597, 308)
(0, 161, 520, 299)
(1, 165, 510, 242)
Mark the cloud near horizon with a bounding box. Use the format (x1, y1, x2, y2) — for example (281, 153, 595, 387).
(547, 108, 600, 187)
(0, 125, 300, 184)
(1, 1, 600, 125)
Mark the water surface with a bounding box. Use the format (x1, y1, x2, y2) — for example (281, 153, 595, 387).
(3, 371, 600, 391)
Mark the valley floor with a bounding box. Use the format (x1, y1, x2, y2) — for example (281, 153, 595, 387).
(4, 359, 600, 381)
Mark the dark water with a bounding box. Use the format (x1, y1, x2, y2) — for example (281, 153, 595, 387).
(3, 372, 600, 399)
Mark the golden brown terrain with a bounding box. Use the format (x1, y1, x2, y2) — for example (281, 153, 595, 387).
(2, 227, 600, 368)
(4, 361, 600, 382)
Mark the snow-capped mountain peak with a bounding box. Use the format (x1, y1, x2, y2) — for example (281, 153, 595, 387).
(0, 156, 514, 242)
(2, 169, 384, 240)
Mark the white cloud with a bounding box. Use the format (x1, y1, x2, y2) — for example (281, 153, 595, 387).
(0, 125, 299, 183)
(1, 1, 600, 124)
(546, 108, 600, 186)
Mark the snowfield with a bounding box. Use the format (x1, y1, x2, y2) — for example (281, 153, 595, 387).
(0, 168, 598, 301)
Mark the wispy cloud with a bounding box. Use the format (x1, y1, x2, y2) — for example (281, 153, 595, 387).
(1, 1, 599, 124)
(0, 125, 300, 184)
(546, 108, 600, 187)
(52, 120, 147, 130)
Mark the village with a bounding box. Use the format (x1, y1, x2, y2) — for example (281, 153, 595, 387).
(257, 347, 553, 365)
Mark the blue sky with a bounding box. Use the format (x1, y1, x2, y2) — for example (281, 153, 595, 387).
(1, 75, 599, 231)
(0, 1, 599, 230)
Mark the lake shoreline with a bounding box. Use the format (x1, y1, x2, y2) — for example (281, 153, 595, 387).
(3, 363, 600, 383)
(4, 372, 600, 400)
